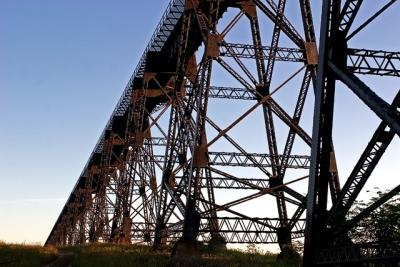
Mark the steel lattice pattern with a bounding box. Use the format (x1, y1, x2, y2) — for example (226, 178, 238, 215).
(46, 1, 400, 266)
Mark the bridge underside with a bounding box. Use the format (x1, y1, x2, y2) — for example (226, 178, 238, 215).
(46, 0, 400, 266)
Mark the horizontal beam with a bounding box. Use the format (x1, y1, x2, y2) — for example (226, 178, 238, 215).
(315, 241, 400, 264)
(209, 86, 255, 100)
(347, 48, 400, 77)
(187, 86, 255, 100)
(221, 44, 400, 77)
(220, 43, 305, 62)
(208, 151, 310, 168)
(174, 176, 269, 189)
(132, 217, 306, 244)
(142, 146, 310, 169)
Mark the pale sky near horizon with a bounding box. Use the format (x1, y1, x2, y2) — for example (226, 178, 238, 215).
(1, 1, 399, 246)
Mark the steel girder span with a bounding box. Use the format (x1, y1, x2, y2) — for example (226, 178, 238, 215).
(45, 0, 400, 265)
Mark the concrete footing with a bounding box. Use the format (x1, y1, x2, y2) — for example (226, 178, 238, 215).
(171, 240, 202, 258)
(208, 234, 227, 251)
(277, 247, 301, 265)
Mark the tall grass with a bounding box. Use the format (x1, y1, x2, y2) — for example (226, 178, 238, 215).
(65, 243, 169, 267)
(65, 243, 296, 267)
(0, 241, 58, 267)
(0, 242, 298, 267)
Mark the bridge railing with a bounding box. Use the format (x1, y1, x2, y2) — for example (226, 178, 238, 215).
(98, 0, 185, 146)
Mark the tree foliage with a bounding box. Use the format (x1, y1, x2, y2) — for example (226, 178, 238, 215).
(348, 189, 400, 243)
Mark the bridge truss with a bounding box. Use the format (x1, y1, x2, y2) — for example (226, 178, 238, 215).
(46, 0, 400, 266)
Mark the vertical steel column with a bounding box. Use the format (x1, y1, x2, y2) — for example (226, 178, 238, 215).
(154, 0, 195, 248)
(176, 0, 222, 252)
(303, 0, 341, 265)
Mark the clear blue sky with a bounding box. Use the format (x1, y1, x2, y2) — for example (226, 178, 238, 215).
(1, 1, 399, 244)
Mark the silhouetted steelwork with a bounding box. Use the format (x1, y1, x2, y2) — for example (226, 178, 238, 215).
(46, 0, 399, 266)
(304, 0, 400, 266)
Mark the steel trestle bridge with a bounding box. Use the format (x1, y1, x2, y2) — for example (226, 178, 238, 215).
(46, 0, 400, 266)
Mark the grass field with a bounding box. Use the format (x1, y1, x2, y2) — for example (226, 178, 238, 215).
(0, 242, 300, 267)
(0, 241, 58, 266)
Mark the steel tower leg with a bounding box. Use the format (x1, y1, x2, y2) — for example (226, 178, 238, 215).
(303, 0, 342, 265)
